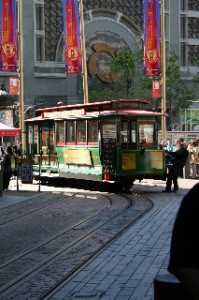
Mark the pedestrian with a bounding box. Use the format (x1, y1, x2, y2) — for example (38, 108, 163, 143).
(2, 146, 16, 190)
(168, 183, 199, 300)
(165, 140, 174, 170)
(187, 141, 198, 178)
(0, 145, 5, 158)
(17, 142, 24, 156)
(163, 138, 189, 192)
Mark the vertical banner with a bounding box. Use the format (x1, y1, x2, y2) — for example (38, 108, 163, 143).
(0, 0, 17, 71)
(152, 80, 161, 98)
(143, 0, 160, 76)
(62, 0, 82, 74)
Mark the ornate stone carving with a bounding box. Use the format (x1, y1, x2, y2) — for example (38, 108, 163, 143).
(44, 0, 142, 62)
(88, 43, 117, 83)
(188, 0, 199, 11)
(44, 1, 63, 61)
(188, 18, 199, 39)
(188, 45, 199, 66)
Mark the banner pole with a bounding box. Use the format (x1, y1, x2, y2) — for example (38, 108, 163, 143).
(18, 0, 25, 148)
(161, 0, 167, 141)
(79, 0, 88, 104)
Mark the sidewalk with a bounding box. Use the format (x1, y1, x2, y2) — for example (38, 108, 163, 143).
(0, 179, 91, 208)
(43, 179, 198, 300)
(0, 179, 41, 209)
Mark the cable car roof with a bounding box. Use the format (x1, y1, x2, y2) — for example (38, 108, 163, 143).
(25, 99, 168, 123)
(36, 99, 151, 114)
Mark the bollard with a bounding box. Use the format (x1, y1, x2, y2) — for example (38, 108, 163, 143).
(0, 161, 3, 197)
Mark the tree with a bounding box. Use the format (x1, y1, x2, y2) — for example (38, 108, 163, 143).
(89, 47, 198, 124)
(111, 50, 136, 96)
(166, 50, 196, 111)
(166, 50, 197, 129)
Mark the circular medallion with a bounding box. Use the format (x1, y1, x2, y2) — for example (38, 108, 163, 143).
(1, 42, 16, 58)
(65, 46, 80, 61)
(145, 49, 159, 63)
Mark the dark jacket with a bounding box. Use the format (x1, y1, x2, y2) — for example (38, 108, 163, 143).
(170, 147, 189, 168)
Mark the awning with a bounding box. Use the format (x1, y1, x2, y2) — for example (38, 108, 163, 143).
(0, 122, 21, 137)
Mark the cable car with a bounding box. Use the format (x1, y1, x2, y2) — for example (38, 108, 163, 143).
(25, 99, 167, 191)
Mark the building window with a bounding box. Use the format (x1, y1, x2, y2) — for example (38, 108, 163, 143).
(165, 14, 170, 41)
(180, 16, 187, 39)
(165, 0, 170, 10)
(36, 35, 45, 61)
(35, 4, 44, 30)
(34, 2, 45, 62)
(180, 43, 187, 66)
(180, 0, 187, 11)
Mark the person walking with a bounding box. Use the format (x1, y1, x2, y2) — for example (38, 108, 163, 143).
(163, 138, 189, 192)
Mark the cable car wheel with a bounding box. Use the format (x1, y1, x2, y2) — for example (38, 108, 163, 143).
(114, 178, 134, 193)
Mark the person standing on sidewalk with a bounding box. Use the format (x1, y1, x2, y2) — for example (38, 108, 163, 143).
(163, 138, 189, 192)
(168, 183, 199, 300)
(2, 146, 16, 190)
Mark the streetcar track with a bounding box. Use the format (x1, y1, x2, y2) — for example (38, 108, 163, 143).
(0, 192, 77, 225)
(0, 195, 113, 271)
(0, 195, 128, 293)
(0, 192, 152, 300)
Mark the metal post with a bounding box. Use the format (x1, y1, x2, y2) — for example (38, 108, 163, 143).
(16, 161, 19, 191)
(18, 0, 25, 148)
(161, 0, 167, 141)
(79, 0, 89, 104)
(38, 150, 42, 192)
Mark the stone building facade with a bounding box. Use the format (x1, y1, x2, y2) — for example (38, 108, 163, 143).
(0, 0, 198, 129)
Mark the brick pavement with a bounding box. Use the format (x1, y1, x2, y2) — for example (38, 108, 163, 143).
(0, 178, 198, 300)
(43, 179, 198, 300)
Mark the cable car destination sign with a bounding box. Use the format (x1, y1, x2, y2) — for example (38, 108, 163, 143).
(43, 109, 85, 118)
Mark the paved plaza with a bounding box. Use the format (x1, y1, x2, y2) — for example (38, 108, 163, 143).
(0, 178, 197, 299)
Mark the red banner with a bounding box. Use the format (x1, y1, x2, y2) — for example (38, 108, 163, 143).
(143, 0, 160, 76)
(62, 0, 82, 74)
(152, 80, 161, 98)
(0, 0, 17, 71)
(9, 76, 18, 95)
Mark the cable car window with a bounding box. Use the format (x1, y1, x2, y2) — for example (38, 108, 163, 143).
(41, 121, 54, 154)
(66, 121, 75, 144)
(138, 122, 155, 145)
(121, 120, 136, 144)
(88, 120, 98, 143)
(27, 124, 34, 154)
(131, 120, 136, 143)
(57, 121, 65, 144)
(77, 121, 86, 144)
(121, 121, 128, 143)
(33, 124, 39, 153)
